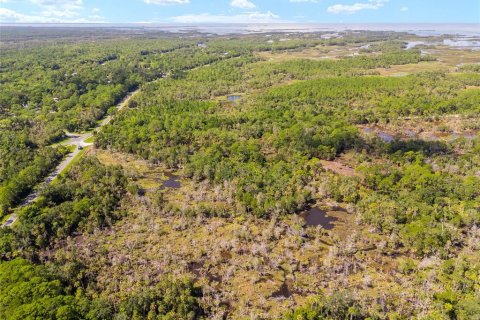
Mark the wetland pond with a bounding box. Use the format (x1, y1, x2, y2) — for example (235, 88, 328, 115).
(378, 131, 394, 142)
(227, 95, 242, 102)
(300, 207, 338, 230)
(160, 172, 181, 190)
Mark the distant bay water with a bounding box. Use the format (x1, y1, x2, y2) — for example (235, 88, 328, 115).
(147, 23, 480, 37)
(3, 23, 479, 37)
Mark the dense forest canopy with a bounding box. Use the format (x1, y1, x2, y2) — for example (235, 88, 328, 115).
(1, 27, 479, 319)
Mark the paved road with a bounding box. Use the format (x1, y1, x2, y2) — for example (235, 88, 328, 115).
(1, 90, 140, 228)
(2, 62, 217, 228)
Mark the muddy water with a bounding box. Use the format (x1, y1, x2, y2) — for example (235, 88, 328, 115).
(160, 172, 181, 190)
(227, 95, 241, 102)
(300, 207, 338, 230)
(378, 131, 394, 142)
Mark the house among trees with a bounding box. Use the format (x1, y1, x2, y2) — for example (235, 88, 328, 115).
(197, 42, 207, 48)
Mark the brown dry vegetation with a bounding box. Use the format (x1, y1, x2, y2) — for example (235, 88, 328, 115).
(319, 160, 359, 178)
(47, 145, 480, 319)
(65, 43, 478, 317)
(5, 31, 479, 319)
(48, 149, 383, 319)
(47, 148, 480, 320)
(358, 115, 480, 143)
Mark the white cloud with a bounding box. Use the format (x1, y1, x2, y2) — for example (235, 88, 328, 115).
(27, 0, 84, 18)
(230, 0, 256, 9)
(144, 0, 189, 5)
(30, 0, 81, 5)
(0, 8, 35, 22)
(1, 1, 106, 23)
(0, 0, 105, 23)
(0, 7, 105, 22)
(30, 0, 83, 11)
(327, 0, 388, 14)
(171, 11, 280, 23)
(400, 6, 408, 11)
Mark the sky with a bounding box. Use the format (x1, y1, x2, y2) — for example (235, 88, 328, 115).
(0, 0, 479, 24)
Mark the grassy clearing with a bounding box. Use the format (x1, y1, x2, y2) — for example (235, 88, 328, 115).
(375, 61, 446, 76)
(255, 43, 375, 62)
(431, 47, 480, 66)
(95, 149, 167, 190)
(49, 136, 72, 148)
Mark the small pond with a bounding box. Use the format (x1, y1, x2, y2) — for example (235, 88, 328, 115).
(227, 95, 241, 102)
(378, 131, 394, 142)
(160, 172, 181, 190)
(300, 207, 338, 230)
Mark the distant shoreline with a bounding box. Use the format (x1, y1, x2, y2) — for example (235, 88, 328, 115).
(1, 23, 479, 37)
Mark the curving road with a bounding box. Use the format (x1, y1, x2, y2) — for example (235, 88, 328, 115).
(1, 89, 140, 228)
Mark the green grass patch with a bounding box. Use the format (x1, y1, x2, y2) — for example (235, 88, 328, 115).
(49, 136, 72, 148)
